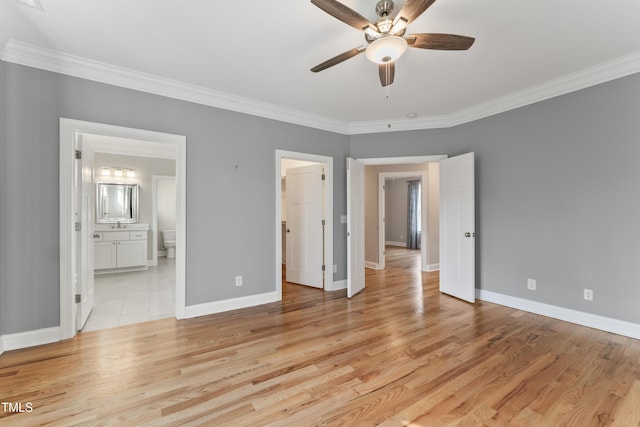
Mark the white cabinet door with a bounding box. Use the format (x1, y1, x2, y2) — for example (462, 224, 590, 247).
(117, 240, 148, 268)
(94, 242, 117, 270)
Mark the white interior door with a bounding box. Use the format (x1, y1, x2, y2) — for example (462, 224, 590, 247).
(347, 158, 365, 298)
(285, 164, 324, 288)
(439, 152, 475, 303)
(76, 137, 95, 330)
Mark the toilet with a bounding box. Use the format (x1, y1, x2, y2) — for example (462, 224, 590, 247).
(161, 230, 176, 259)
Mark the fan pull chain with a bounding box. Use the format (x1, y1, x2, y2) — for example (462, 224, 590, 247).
(385, 81, 392, 128)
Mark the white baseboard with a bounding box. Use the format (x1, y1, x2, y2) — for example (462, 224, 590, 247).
(385, 241, 407, 247)
(365, 261, 382, 270)
(330, 279, 347, 291)
(0, 335, 3, 355)
(185, 291, 279, 318)
(1, 327, 61, 352)
(477, 289, 640, 340)
(95, 265, 149, 275)
(426, 263, 440, 272)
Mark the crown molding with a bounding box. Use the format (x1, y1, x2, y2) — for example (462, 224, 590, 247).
(349, 50, 640, 134)
(2, 39, 640, 136)
(0, 39, 349, 134)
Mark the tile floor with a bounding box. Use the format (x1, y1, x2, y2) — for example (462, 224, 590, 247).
(82, 257, 176, 332)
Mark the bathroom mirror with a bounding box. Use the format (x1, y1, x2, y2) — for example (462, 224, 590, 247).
(96, 183, 139, 223)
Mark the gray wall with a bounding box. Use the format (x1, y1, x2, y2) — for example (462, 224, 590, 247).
(0, 61, 349, 335)
(0, 59, 5, 336)
(3, 58, 640, 335)
(351, 72, 640, 324)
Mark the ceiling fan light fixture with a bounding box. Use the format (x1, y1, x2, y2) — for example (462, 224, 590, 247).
(365, 36, 407, 64)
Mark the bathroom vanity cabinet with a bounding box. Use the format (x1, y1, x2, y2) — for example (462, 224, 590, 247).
(94, 229, 148, 273)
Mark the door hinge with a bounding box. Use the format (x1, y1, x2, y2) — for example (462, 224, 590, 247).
(322, 265, 326, 272)
(322, 219, 326, 226)
(75, 294, 81, 303)
(75, 222, 82, 231)
(75, 149, 82, 160)
(321, 173, 325, 181)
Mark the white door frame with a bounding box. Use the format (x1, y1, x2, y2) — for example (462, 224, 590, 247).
(275, 150, 334, 300)
(59, 118, 187, 340)
(151, 175, 177, 266)
(378, 170, 428, 271)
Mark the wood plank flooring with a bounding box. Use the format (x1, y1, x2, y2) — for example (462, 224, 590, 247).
(2, 247, 640, 426)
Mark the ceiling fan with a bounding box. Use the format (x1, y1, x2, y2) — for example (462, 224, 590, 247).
(310, 0, 475, 87)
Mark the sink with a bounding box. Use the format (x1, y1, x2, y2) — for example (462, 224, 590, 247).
(95, 223, 149, 231)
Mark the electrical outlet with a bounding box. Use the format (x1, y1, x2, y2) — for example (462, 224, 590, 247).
(527, 278, 536, 290)
(235, 276, 243, 287)
(584, 288, 593, 301)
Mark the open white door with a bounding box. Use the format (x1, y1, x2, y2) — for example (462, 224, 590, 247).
(285, 164, 324, 288)
(439, 152, 475, 303)
(347, 158, 365, 298)
(75, 136, 95, 330)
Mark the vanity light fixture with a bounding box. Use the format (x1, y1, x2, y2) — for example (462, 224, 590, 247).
(100, 167, 136, 178)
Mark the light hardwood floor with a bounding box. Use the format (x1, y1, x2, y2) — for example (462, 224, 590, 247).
(2, 247, 640, 426)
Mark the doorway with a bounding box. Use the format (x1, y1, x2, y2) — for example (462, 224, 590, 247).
(362, 158, 445, 275)
(347, 155, 447, 298)
(375, 169, 430, 272)
(275, 150, 334, 300)
(348, 154, 476, 303)
(59, 119, 187, 340)
(282, 161, 324, 289)
(84, 151, 177, 332)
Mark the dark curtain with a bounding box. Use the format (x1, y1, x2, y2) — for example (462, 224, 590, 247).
(407, 180, 421, 249)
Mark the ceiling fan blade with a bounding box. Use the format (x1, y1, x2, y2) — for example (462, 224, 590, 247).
(406, 33, 475, 50)
(311, 0, 376, 32)
(378, 62, 395, 87)
(311, 46, 366, 72)
(393, 0, 437, 27)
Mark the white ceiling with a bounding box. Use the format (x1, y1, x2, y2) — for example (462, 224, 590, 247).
(2, 0, 640, 134)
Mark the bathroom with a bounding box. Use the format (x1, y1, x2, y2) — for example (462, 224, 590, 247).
(83, 146, 177, 332)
